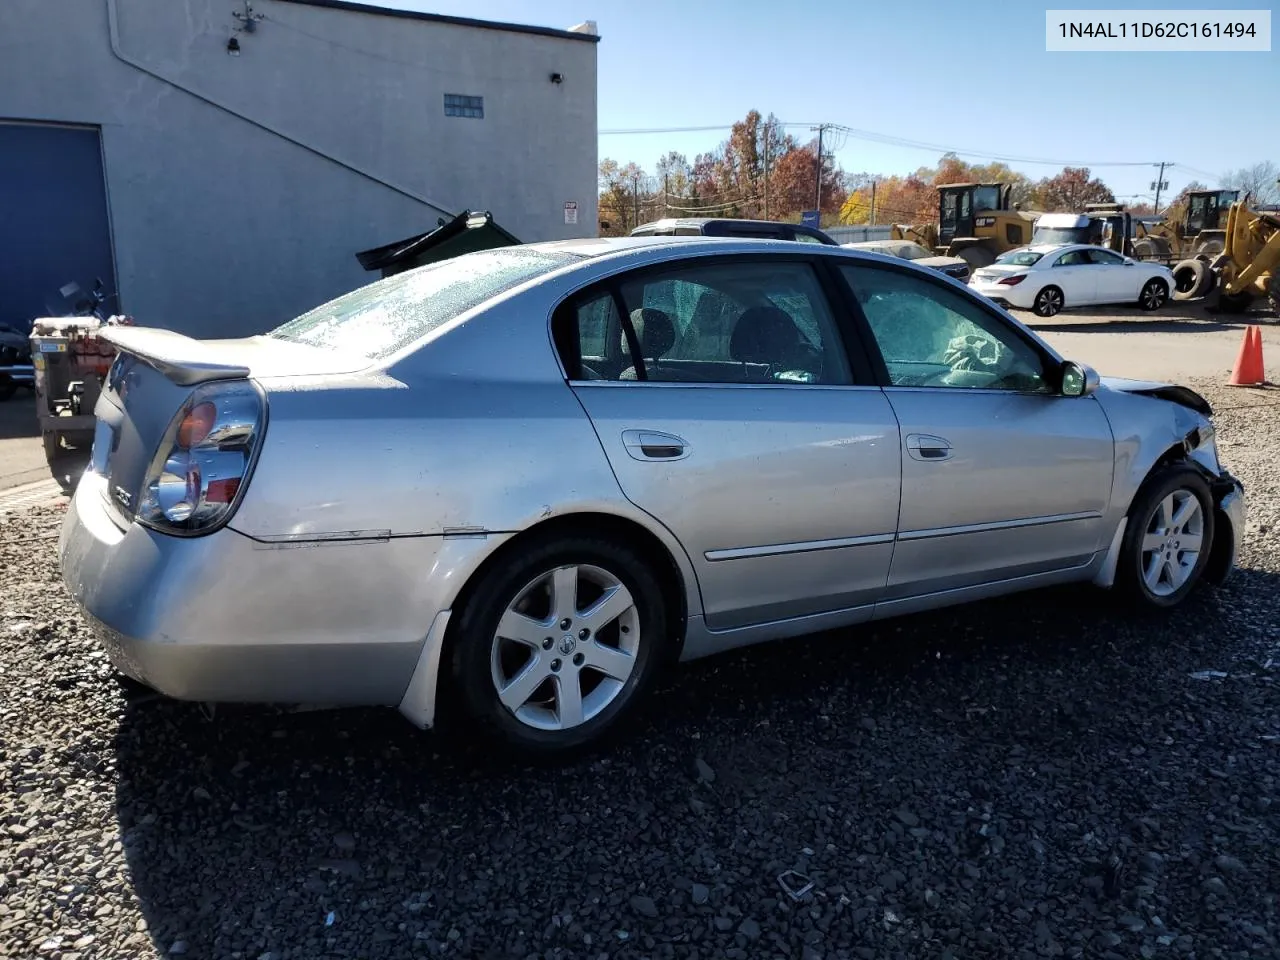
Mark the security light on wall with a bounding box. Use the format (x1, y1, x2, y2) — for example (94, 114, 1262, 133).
(227, 36, 241, 55)
(550, 73, 563, 84)
(233, 1, 264, 32)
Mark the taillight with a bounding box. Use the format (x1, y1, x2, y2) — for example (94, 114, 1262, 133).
(997, 275, 1026, 286)
(136, 380, 266, 535)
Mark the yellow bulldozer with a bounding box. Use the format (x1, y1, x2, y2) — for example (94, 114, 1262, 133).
(889, 182, 1039, 270)
(1170, 197, 1280, 315)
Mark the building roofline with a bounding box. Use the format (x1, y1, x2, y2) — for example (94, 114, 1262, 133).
(272, 0, 601, 43)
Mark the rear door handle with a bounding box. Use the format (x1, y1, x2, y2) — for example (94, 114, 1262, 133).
(905, 433, 953, 462)
(621, 429, 689, 461)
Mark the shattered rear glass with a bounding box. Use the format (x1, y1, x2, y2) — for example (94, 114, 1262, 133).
(268, 248, 579, 361)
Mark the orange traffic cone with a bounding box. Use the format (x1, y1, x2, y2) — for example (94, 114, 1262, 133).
(1226, 325, 1266, 386)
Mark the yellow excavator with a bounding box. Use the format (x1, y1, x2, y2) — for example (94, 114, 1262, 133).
(890, 182, 1039, 270)
(1171, 197, 1280, 314)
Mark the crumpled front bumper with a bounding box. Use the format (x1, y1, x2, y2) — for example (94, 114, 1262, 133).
(1205, 470, 1245, 585)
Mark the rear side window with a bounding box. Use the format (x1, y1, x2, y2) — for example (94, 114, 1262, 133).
(559, 259, 852, 385)
(269, 248, 577, 361)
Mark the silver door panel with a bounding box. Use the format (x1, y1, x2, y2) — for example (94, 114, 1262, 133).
(570, 383, 902, 630)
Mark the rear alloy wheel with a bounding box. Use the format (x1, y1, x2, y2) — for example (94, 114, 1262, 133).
(449, 535, 666, 756)
(1032, 286, 1064, 317)
(1116, 466, 1215, 609)
(1138, 278, 1169, 311)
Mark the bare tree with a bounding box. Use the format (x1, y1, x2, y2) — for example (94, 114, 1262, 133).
(1220, 161, 1280, 207)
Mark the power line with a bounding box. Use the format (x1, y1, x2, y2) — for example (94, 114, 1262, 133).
(599, 119, 1193, 170)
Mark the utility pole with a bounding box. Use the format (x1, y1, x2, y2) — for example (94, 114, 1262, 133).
(632, 171, 640, 229)
(763, 121, 770, 220)
(870, 178, 877, 226)
(1151, 161, 1173, 215)
(812, 123, 831, 214)
(663, 173, 669, 217)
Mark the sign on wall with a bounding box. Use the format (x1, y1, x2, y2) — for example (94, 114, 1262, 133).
(564, 201, 578, 225)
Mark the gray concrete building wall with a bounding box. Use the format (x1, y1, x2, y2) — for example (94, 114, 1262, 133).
(0, 0, 599, 337)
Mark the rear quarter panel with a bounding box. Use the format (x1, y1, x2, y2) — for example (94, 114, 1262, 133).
(226, 277, 703, 611)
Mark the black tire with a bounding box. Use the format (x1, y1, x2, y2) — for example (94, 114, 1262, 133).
(1032, 286, 1064, 317)
(1138, 277, 1169, 311)
(1214, 290, 1254, 314)
(1171, 259, 1211, 300)
(1116, 465, 1216, 610)
(0, 379, 16, 402)
(447, 533, 668, 757)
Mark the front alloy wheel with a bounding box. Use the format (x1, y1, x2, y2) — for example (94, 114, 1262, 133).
(1139, 278, 1169, 311)
(1117, 466, 1215, 608)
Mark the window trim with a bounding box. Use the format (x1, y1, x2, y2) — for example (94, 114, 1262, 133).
(443, 93, 484, 118)
(548, 251, 880, 388)
(828, 257, 1067, 396)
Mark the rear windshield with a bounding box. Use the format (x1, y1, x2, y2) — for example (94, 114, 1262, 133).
(269, 247, 578, 360)
(994, 250, 1044, 266)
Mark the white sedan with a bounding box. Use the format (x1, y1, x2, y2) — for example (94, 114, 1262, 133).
(969, 244, 1174, 317)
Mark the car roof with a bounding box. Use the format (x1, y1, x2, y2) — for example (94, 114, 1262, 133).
(1018, 243, 1086, 255)
(524, 234, 855, 261)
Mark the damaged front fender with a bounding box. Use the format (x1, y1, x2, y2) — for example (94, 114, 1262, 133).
(1093, 377, 1245, 587)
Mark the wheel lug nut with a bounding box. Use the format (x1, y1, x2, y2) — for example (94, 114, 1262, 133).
(542, 638, 553, 650)
(550, 659, 561, 672)
(559, 618, 572, 630)
(573, 652, 585, 666)
(578, 628, 589, 640)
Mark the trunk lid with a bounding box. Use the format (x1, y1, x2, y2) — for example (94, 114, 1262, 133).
(971, 264, 1027, 284)
(90, 327, 367, 524)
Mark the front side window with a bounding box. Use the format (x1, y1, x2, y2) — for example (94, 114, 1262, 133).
(564, 260, 853, 385)
(840, 264, 1050, 393)
(1054, 250, 1091, 267)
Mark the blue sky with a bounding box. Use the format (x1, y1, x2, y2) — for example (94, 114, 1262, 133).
(382, 0, 1277, 202)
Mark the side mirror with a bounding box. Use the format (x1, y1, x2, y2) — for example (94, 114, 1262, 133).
(1060, 360, 1100, 397)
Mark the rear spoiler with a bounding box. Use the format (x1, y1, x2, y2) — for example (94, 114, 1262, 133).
(98, 326, 251, 387)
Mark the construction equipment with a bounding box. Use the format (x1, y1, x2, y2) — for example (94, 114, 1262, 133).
(934, 182, 1040, 270)
(1170, 198, 1280, 314)
(1131, 189, 1240, 261)
(890, 182, 1038, 271)
(889, 221, 938, 250)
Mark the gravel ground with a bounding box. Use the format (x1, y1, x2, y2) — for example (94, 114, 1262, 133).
(3, 381, 1279, 960)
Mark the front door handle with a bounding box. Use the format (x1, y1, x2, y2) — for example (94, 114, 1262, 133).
(622, 429, 689, 461)
(905, 433, 953, 462)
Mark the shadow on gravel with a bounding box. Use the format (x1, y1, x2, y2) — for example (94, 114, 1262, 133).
(0, 394, 39, 440)
(1025, 316, 1250, 335)
(112, 569, 1280, 959)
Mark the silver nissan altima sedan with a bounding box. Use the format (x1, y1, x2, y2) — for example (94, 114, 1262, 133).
(60, 237, 1245, 756)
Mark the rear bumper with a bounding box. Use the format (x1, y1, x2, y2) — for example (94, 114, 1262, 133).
(59, 472, 493, 706)
(969, 283, 1028, 310)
